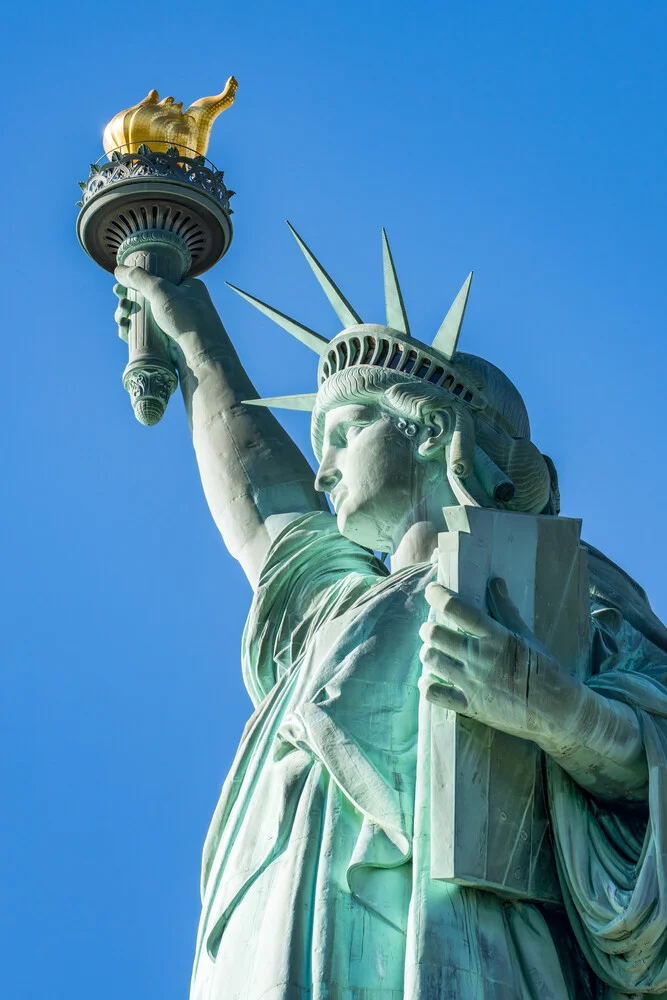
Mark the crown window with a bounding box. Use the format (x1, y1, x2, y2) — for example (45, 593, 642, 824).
(404, 350, 418, 373)
(362, 338, 376, 364)
(388, 346, 403, 370)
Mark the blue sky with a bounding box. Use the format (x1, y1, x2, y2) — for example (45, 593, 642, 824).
(3, 1, 667, 996)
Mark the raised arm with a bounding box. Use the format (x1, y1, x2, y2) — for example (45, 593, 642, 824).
(114, 266, 325, 586)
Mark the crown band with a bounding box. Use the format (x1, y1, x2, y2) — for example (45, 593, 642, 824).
(318, 331, 487, 410)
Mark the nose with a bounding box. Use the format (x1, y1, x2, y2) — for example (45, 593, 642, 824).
(315, 459, 341, 494)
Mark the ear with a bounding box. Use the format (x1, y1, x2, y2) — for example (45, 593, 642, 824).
(417, 410, 450, 460)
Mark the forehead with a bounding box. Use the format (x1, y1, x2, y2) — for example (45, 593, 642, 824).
(322, 404, 378, 435)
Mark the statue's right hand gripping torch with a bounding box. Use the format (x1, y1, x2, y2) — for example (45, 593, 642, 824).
(76, 80, 237, 425)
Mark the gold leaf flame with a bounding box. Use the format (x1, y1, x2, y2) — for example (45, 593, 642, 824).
(102, 77, 238, 158)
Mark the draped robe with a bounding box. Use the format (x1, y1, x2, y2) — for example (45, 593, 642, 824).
(190, 512, 667, 1000)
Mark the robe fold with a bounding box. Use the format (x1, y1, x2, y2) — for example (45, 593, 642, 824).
(190, 512, 667, 1000)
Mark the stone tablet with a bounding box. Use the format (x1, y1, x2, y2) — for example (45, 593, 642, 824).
(430, 505, 590, 905)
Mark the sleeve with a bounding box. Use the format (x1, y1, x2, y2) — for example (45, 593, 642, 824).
(240, 510, 387, 705)
(548, 610, 667, 996)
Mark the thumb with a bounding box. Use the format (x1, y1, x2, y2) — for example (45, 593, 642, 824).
(486, 578, 532, 638)
(114, 264, 176, 300)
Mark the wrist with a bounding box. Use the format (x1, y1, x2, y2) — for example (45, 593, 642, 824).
(532, 670, 595, 755)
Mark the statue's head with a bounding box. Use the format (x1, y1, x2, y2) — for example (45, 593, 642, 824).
(230, 226, 558, 552)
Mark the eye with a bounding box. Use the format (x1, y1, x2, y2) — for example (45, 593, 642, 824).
(329, 416, 373, 447)
(331, 423, 355, 447)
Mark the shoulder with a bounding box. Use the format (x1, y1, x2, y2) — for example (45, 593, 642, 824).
(261, 510, 388, 583)
(253, 510, 388, 628)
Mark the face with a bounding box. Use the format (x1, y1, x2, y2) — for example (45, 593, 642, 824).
(315, 403, 433, 551)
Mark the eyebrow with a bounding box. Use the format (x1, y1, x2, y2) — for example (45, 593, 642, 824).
(329, 410, 375, 431)
(332, 404, 377, 421)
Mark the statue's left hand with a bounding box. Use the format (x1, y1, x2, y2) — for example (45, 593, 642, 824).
(419, 579, 575, 742)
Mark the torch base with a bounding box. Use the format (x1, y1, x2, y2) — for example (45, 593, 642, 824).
(122, 361, 178, 426)
(77, 148, 234, 277)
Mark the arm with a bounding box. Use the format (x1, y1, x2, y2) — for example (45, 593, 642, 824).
(115, 266, 325, 586)
(420, 580, 648, 803)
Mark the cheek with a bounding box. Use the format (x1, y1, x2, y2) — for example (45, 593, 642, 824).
(374, 440, 414, 488)
(348, 444, 412, 509)
(346, 442, 390, 495)
(381, 451, 429, 513)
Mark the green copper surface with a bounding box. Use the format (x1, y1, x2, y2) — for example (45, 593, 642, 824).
(107, 230, 667, 1000)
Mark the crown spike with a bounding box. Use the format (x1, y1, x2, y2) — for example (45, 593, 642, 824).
(431, 272, 473, 361)
(286, 221, 362, 329)
(381, 228, 410, 335)
(226, 283, 329, 356)
(243, 393, 317, 412)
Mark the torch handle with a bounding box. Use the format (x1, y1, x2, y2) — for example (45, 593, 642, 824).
(120, 244, 183, 426)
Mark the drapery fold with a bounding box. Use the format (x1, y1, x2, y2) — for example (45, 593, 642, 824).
(191, 514, 667, 999)
(549, 670, 667, 996)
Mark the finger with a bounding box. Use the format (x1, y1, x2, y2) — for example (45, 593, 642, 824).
(112, 282, 128, 300)
(425, 583, 493, 638)
(114, 264, 174, 299)
(419, 643, 466, 680)
(114, 292, 132, 343)
(418, 675, 468, 712)
(487, 578, 532, 638)
(424, 582, 455, 608)
(419, 620, 476, 660)
(114, 299, 131, 323)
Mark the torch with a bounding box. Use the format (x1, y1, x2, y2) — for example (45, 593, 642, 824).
(76, 81, 237, 425)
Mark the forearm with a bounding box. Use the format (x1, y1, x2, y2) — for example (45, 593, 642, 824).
(536, 675, 648, 803)
(177, 323, 324, 582)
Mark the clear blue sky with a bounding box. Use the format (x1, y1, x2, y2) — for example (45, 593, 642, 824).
(3, 1, 667, 996)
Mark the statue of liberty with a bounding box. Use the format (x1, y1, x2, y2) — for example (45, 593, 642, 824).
(114, 224, 667, 1000)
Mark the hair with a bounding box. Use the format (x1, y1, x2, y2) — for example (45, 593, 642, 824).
(311, 354, 557, 516)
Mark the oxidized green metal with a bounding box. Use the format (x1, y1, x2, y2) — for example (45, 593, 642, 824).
(78, 98, 667, 995)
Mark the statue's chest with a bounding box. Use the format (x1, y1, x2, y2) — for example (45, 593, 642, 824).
(287, 566, 435, 753)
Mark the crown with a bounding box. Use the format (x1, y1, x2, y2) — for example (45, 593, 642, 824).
(228, 223, 486, 417)
(102, 79, 238, 158)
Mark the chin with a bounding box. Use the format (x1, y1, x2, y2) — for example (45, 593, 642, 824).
(336, 507, 390, 552)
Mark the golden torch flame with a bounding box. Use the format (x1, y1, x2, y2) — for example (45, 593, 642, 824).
(103, 77, 238, 158)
